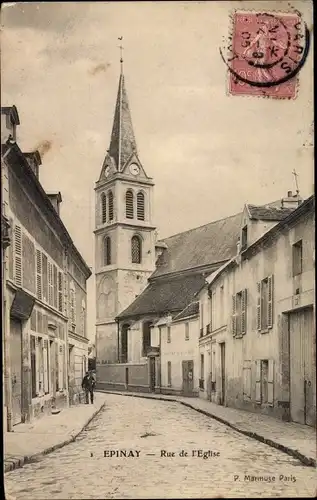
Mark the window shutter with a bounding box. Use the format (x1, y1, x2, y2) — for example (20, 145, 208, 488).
(232, 295, 237, 337)
(53, 265, 58, 309)
(48, 262, 53, 305)
(137, 191, 145, 220)
(14, 225, 23, 286)
(267, 275, 274, 329)
(241, 289, 247, 335)
(36, 338, 40, 395)
(58, 271, 63, 312)
(59, 344, 63, 389)
(268, 359, 274, 406)
(256, 282, 261, 331)
(42, 254, 48, 301)
(36, 250, 42, 300)
(43, 342, 48, 394)
(64, 275, 68, 316)
(255, 360, 261, 403)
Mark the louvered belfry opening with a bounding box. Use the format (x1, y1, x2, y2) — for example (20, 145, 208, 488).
(126, 190, 134, 219)
(108, 190, 114, 221)
(101, 193, 107, 223)
(131, 235, 142, 264)
(137, 191, 145, 220)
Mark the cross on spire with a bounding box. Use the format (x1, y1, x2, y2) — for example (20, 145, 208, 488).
(118, 36, 124, 73)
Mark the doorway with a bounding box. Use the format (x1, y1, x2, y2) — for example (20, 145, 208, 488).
(10, 318, 22, 425)
(182, 360, 194, 396)
(220, 343, 226, 406)
(289, 307, 315, 426)
(121, 324, 129, 363)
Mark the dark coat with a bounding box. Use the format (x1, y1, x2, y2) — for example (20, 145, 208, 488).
(82, 374, 95, 391)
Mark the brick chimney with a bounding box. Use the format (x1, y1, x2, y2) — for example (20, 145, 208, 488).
(24, 151, 42, 179)
(47, 192, 62, 216)
(281, 190, 303, 209)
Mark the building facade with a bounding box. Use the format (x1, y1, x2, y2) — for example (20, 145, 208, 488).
(199, 195, 315, 426)
(2, 106, 91, 430)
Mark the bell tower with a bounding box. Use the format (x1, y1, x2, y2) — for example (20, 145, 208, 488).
(94, 59, 156, 364)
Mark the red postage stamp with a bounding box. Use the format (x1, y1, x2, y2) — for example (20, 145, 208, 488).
(224, 11, 309, 98)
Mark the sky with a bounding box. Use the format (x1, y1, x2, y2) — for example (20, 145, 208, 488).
(1, 1, 313, 340)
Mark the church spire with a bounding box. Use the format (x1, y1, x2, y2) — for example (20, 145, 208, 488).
(107, 41, 137, 172)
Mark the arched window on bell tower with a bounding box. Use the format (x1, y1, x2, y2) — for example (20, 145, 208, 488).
(137, 191, 145, 221)
(131, 235, 142, 264)
(108, 190, 114, 221)
(104, 236, 112, 266)
(101, 193, 107, 223)
(126, 190, 134, 219)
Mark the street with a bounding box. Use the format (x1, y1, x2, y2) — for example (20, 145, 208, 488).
(4, 394, 316, 499)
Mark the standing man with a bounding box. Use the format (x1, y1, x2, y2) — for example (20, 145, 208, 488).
(82, 371, 95, 404)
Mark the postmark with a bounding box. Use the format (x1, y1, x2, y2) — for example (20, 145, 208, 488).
(220, 9, 310, 98)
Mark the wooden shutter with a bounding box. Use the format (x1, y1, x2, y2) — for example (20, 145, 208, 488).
(58, 271, 63, 312)
(232, 295, 237, 337)
(42, 254, 48, 302)
(36, 250, 42, 300)
(241, 289, 247, 335)
(55, 341, 59, 391)
(268, 359, 274, 406)
(256, 282, 261, 331)
(43, 341, 49, 394)
(58, 344, 63, 390)
(267, 275, 274, 329)
(48, 262, 53, 305)
(64, 275, 68, 316)
(53, 265, 58, 309)
(36, 337, 41, 395)
(14, 225, 23, 286)
(255, 360, 261, 403)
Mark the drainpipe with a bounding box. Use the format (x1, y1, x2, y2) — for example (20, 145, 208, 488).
(116, 319, 120, 363)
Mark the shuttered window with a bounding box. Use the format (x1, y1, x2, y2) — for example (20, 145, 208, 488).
(108, 190, 114, 221)
(58, 271, 63, 312)
(58, 343, 64, 390)
(14, 225, 22, 286)
(30, 309, 37, 331)
(36, 250, 42, 300)
(255, 360, 261, 403)
(43, 339, 49, 394)
(48, 262, 53, 306)
(126, 190, 134, 219)
(232, 289, 247, 337)
(104, 236, 111, 265)
(257, 276, 274, 331)
(53, 265, 58, 309)
(101, 193, 107, 223)
(131, 235, 142, 264)
(42, 254, 48, 302)
(137, 191, 145, 220)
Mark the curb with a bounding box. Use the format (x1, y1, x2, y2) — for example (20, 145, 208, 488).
(4, 402, 106, 474)
(99, 390, 316, 468)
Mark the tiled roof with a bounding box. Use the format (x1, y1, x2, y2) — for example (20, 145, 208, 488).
(117, 273, 205, 320)
(173, 301, 199, 322)
(247, 204, 295, 221)
(151, 212, 243, 278)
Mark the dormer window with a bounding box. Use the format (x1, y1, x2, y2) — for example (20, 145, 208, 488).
(241, 225, 248, 250)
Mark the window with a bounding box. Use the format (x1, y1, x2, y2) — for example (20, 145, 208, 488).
(108, 190, 114, 221)
(42, 254, 48, 302)
(292, 240, 303, 276)
(185, 323, 189, 341)
(126, 190, 134, 219)
(80, 299, 86, 337)
(104, 236, 111, 265)
(232, 289, 247, 337)
(200, 302, 204, 337)
(131, 235, 142, 264)
(48, 262, 53, 306)
(167, 361, 172, 387)
(241, 225, 248, 250)
(53, 265, 58, 309)
(137, 191, 145, 220)
(101, 193, 107, 223)
(219, 285, 224, 326)
(58, 271, 63, 312)
(255, 359, 274, 406)
(167, 326, 171, 343)
(70, 282, 76, 325)
(257, 276, 274, 331)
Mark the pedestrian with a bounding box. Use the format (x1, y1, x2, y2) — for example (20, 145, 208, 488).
(82, 371, 95, 404)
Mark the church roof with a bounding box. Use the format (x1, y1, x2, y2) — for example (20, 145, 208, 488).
(151, 212, 243, 278)
(247, 204, 294, 221)
(116, 273, 205, 320)
(107, 72, 138, 171)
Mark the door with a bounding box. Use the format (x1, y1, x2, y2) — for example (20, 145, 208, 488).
(182, 360, 194, 396)
(290, 307, 316, 426)
(149, 357, 156, 392)
(10, 318, 22, 425)
(220, 343, 226, 406)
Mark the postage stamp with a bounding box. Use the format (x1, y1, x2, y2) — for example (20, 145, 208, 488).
(221, 10, 310, 98)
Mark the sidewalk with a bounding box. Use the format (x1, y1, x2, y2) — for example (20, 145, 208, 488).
(99, 390, 316, 468)
(4, 393, 107, 473)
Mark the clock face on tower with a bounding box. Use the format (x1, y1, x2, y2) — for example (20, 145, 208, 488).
(129, 163, 140, 176)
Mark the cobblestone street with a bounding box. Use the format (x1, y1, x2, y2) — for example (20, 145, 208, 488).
(4, 394, 316, 499)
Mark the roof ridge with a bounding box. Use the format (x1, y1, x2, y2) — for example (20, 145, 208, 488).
(158, 211, 243, 243)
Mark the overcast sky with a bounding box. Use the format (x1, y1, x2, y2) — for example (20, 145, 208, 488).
(1, 1, 313, 339)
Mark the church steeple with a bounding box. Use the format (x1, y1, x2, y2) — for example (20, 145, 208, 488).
(107, 70, 138, 172)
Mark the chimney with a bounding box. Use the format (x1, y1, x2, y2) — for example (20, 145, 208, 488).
(281, 190, 303, 209)
(24, 151, 42, 179)
(1, 105, 20, 144)
(47, 192, 62, 216)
